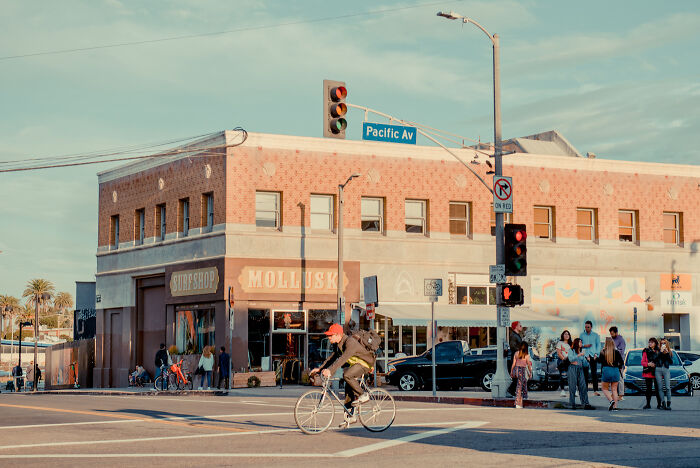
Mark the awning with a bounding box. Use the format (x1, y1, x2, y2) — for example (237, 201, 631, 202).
(373, 302, 569, 327)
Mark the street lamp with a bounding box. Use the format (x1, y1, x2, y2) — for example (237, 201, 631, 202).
(1, 305, 13, 368)
(32, 292, 51, 391)
(337, 173, 361, 325)
(438, 11, 510, 398)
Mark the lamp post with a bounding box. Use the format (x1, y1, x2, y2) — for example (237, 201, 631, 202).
(1, 305, 13, 368)
(437, 11, 509, 398)
(33, 292, 51, 391)
(337, 174, 361, 325)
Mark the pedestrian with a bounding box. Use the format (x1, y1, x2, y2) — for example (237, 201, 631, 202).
(556, 330, 572, 397)
(218, 346, 230, 389)
(567, 338, 595, 410)
(154, 343, 171, 378)
(600, 338, 624, 411)
(609, 327, 627, 399)
(26, 361, 35, 391)
(641, 337, 661, 409)
(507, 321, 523, 397)
(510, 341, 532, 409)
(12, 364, 23, 392)
(655, 339, 674, 410)
(581, 320, 601, 396)
(198, 345, 214, 390)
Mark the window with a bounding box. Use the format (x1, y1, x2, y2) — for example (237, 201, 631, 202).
(202, 193, 214, 232)
(110, 215, 119, 249)
(456, 285, 497, 305)
(361, 197, 384, 232)
(576, 208, 596, 241)
(405, 199, 427, 234)
(449, 202, 470, 236)
(175, 306, 215, 355)
(134, 208, 145, 245)
(663, 212, 681, 246)
(310, 194, 334, 232)
(618, 210, 638, 243)
(156, 204, 166, 242)
(490, 204, 512, 236)
(178, 198, 190, 236)
(534, 206, 554, 239)
(256, 191, 280, 229)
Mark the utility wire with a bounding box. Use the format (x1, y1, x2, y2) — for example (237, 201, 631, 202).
(0, 0, 462, 61)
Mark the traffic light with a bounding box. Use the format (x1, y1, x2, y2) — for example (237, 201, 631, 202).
(504, 223, 527, 276)
(323, 79, 347, 139)
(499, 283, 524, 307)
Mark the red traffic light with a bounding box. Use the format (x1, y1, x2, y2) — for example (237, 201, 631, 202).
(330, 86, 347, 101)
(515, 230, 526, 242)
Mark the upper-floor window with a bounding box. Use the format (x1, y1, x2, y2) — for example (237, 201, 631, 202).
(179, 198, 190, 236)
(456, 285, 497, 305)
(110, 215, 119, 249)
(256, 191, 280, 229)
(449, 202, 470, 236)
(405, 199, 427, 234)
(310, 194, 334, 232)
(576, 208, 596, 241)
(135, 208, 145, 245)
(361, 197, 384, 233)
(202, 193, 214, 232)
(534, 206, 554, 240)
(618, 209, 638, 243)
(490, 203, 512, 236)
(156, 204, 166, 242)
(663, 212, 682, 246)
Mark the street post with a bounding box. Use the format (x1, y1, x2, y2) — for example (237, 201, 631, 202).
(424, 278, 443, 397)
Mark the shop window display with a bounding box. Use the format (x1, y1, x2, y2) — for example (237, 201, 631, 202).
(247, 309, 270, 369)
(175, 307, 214, 355)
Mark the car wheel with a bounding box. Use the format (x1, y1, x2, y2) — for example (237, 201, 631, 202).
(398, 372, 419, 391)
(689, 374, 700, 391)
(480, 370, 495, 391)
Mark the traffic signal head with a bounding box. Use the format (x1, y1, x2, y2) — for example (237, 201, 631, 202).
(499, 283, 524, 307)
(504, 223, 527, 276)
(323, 79, 348, 139)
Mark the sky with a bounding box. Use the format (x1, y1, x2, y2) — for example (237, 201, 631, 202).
(1, 0, 699, 302)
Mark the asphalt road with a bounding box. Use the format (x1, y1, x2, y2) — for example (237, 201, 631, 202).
(0, 391, 699, 467)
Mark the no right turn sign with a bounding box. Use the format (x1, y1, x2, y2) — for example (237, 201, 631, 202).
(493, 176, 513, 213)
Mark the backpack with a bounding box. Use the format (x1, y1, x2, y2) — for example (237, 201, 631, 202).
(352, 329, 382, 354)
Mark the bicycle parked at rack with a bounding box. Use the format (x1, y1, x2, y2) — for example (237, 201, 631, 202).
(154, 359, 193, 391)
(294, 375, 395, 434)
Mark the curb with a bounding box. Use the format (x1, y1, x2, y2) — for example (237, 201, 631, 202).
(391, 394, 554, 408)
(23, 390, 229, 397)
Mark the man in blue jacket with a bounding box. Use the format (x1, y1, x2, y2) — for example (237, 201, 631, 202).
(580, 320, 601, 396)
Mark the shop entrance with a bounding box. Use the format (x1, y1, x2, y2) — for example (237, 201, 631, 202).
(271, 310, 306, 382)
(664, 313, 689, 350)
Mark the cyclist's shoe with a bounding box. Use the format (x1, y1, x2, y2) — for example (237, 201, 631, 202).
(338, 410, 357, 429)
(352, 392, 370, 406)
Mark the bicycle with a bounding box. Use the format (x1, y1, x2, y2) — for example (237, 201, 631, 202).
(153, 364, 176, 391)
(154, 360, 194, 391)
(294, 374, 395, 435)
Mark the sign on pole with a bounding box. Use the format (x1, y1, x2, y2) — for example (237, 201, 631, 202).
(497, 306, 510, 327)
(363, 275, 378, 306)
(366, 303, 375, 320)
(424, 278, 443, 298)
(493, 175, 513, 213)
(362, 122, 417, 145)
(489, 264, 506, 284)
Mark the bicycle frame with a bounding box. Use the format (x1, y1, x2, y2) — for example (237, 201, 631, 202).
(171, 360, 189, 386)
(317, 376, 370, 416)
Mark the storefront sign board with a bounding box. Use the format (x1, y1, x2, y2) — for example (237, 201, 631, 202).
(170, 267, 219, 297)
(239, 266, 347, 295)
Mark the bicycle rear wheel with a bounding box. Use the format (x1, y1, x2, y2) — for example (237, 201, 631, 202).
(358, 388, 396, 432)
(153, 375, 167, 391)
(294, 390, 335, 435)
(179, 373, 194, 390)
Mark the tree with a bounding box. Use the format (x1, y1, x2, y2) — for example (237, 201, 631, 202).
(22, 278, 55, 307)
(0, 295, 20, 339)
(53, 291, 74, 328)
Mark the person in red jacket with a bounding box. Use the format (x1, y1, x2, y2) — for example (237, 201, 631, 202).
(641, 337, 661, 409)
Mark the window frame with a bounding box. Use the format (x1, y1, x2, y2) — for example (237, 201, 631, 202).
(404, 199, 427, 235)
(179, 198, 190, 237)
(618, 209, 638, 244)
(135, 208, 145, 245)
(533, 205, 554, 240)
(201, 192, 214, 232)
(663, 212, 681, 246)
(310, 194, 335, 233)
(456, 285, 497, 305)
(156, 204, 166, 242)
(361, 197, 384, 234)
(449, 201, 471, 237)
(110, 215, 119, 250)
(576, 207, 596, 242)
(255, 191, 281, 230)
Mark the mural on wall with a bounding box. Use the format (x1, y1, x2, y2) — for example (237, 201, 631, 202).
(49, 347, 79, 388)
(530, 276, 655, 351)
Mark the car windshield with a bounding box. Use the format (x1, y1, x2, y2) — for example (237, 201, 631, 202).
(626, 350, 681, 366)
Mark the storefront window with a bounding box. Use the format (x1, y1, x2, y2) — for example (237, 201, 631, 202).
(489, 327, 497, 346)
(401, 326, 413, 355)
(248, 309, 270, 369)
(175, 306, 215, 355)
(273, 310, 305, 332)
(308, 309, 335, 369)
(415, 326, 427, 355)
(469, 287, 487, 305)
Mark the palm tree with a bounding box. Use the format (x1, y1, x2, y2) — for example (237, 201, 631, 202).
(22, 279, 55, 308)
(54, 292, 74, 329)
(0, 295, 20, 339)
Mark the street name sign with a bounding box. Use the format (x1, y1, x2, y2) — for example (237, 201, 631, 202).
(493, 175, 513, 213)
(362, 122, 417, 145)
(497, 306, 510, 327)
(489, 264, 506, 284)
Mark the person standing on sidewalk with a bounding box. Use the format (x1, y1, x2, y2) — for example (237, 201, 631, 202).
(197, 346, 214, 390)
(507, 321, 523, 397)
(510, 342, 532, 409)
(609, 327, 626, 399)
(581, 321, 601, 396)
(642, 337, 661, 409)
(655, 339, 674, 410)
(217, 346, 230, 389)
(600, 338, 624, 411)
(556, 330, 572, 397)
(26, 361, 35, 391)
(567, 338, 595, 410)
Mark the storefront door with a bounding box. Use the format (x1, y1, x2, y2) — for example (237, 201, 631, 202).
(271, 309, 306, 381)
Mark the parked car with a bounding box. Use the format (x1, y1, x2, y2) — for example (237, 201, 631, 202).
(539, 350, 603, 390)
(387, 340, 543, 392)
(623, 348, 693, 396)
(676, 350, 700, 391)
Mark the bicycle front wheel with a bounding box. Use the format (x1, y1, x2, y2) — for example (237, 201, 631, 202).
(294, 390, 335, 435)
(358, 388, 396, 432)
(153, 375, 167, 391)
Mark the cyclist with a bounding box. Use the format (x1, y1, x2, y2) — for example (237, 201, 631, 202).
(154, 343, 172, 378)
(311, 323, 376, 426)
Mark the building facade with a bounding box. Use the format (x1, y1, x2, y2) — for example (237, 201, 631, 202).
(94, 130, 700, 387)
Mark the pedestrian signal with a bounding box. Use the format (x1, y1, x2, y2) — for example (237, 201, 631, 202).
(499, 283, 524, 307)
